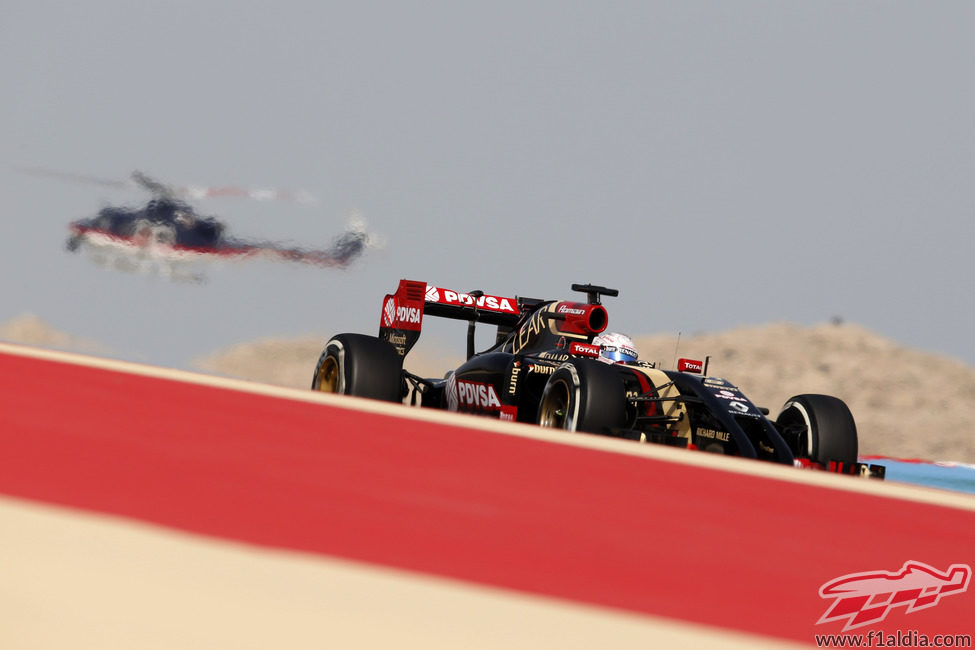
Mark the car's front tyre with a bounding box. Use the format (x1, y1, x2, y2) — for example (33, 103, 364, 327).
(536, 359, 627, 435)
(775, 393, 858, 467)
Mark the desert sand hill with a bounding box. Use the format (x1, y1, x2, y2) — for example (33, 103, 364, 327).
(0, 314, 110, 355)
(3, 314, 973, 461)
(631, 323, 975, 462)
(192, 336, 466, 390)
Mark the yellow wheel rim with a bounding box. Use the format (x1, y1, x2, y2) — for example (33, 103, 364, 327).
(315, 356, 340, 393)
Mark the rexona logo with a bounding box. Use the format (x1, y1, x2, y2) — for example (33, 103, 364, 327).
(817, 561, 972, 631)
(455, 380, 502, 411)
(427, 287, 518, 314)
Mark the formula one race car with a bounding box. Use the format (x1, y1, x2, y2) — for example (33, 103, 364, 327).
(312, 279, 885, 478)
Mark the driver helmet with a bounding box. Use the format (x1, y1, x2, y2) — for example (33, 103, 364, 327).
(593, 332, 638, 363)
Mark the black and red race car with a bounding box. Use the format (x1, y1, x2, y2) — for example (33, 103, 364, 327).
(312, 279, 884, 478)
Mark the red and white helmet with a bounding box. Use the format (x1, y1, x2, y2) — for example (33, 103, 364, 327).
(593, 332, 638, 363)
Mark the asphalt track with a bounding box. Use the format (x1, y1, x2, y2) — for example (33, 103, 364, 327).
(1, 342, 973, 648)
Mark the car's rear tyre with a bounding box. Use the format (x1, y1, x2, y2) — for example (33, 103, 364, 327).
(536, 359, 627, 435)
(775, 394, 858, 467)
(311, 333, 403, 402)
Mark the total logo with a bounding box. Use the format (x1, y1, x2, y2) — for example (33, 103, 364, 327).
(570, 342, 600, 357)
(678, 358, 703, 373)
(455, 379, 502, 411)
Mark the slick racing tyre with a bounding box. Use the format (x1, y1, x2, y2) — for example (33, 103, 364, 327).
(312, 333, 403, 402)
(775, 394, 858, 467)
(536, 359, 626, 436)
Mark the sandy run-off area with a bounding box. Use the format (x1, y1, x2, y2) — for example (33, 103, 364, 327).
(4, 314, 974, 462)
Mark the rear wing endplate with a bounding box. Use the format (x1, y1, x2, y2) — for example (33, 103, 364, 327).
(378, 279, 524, 357)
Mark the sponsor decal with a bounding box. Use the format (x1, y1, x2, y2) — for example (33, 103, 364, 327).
(710, 387, 755, 415)
(539, 351, 570, 362)
(557, 304, 586, 316)
(696, 427, 730, 442)
(527, 363, 555, 375)
(715, 389, 747, 402)
(383, 293, 422, 330)
(395, 304, 422, 325)
(446, 372, 458, 411)
(382, 297, 396, 328)
(817, 561, 971, 631)
(570, 342, 600, 358)
(507, 362, 521, 396)
(455, 379, 502, 411)
(512, 309, 548, 354)
(425, 286, 518, 314)
(678, 358, 703, 374)
(499, 405, 518, 421)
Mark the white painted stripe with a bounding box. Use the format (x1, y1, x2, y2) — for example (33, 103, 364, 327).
(3, 341, 974, 512)
(0, 495, 801, 650)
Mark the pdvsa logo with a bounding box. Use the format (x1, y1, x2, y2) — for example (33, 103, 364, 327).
(817, 561, 971, 631)
(455, 380, 501, 411)
(382, 296, 422, 328)
(427, 287, 518, 314)
(396, 305, 421, 324)
(382, 297, 396, 327)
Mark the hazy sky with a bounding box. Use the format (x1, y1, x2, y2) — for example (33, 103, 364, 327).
(2, 1, 974, 371)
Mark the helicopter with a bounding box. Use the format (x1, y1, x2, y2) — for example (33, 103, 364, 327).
(20, 167, 379, 282)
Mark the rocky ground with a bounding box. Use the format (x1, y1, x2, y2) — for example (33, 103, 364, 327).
(5, 315, 974, 462)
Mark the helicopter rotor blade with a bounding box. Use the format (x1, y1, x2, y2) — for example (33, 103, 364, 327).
(16, 166, 318, 205)
(175, 185, 318, 204)
(14, 166, 131, 190)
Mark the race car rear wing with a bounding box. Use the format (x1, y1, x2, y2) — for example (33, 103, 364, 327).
(378, 279, 536, 357)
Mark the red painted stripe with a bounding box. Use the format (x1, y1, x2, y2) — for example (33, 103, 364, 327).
(1, 349, 973, 643)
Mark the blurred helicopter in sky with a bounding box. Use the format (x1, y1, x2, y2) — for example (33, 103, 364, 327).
(19, 167, 379, 282)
